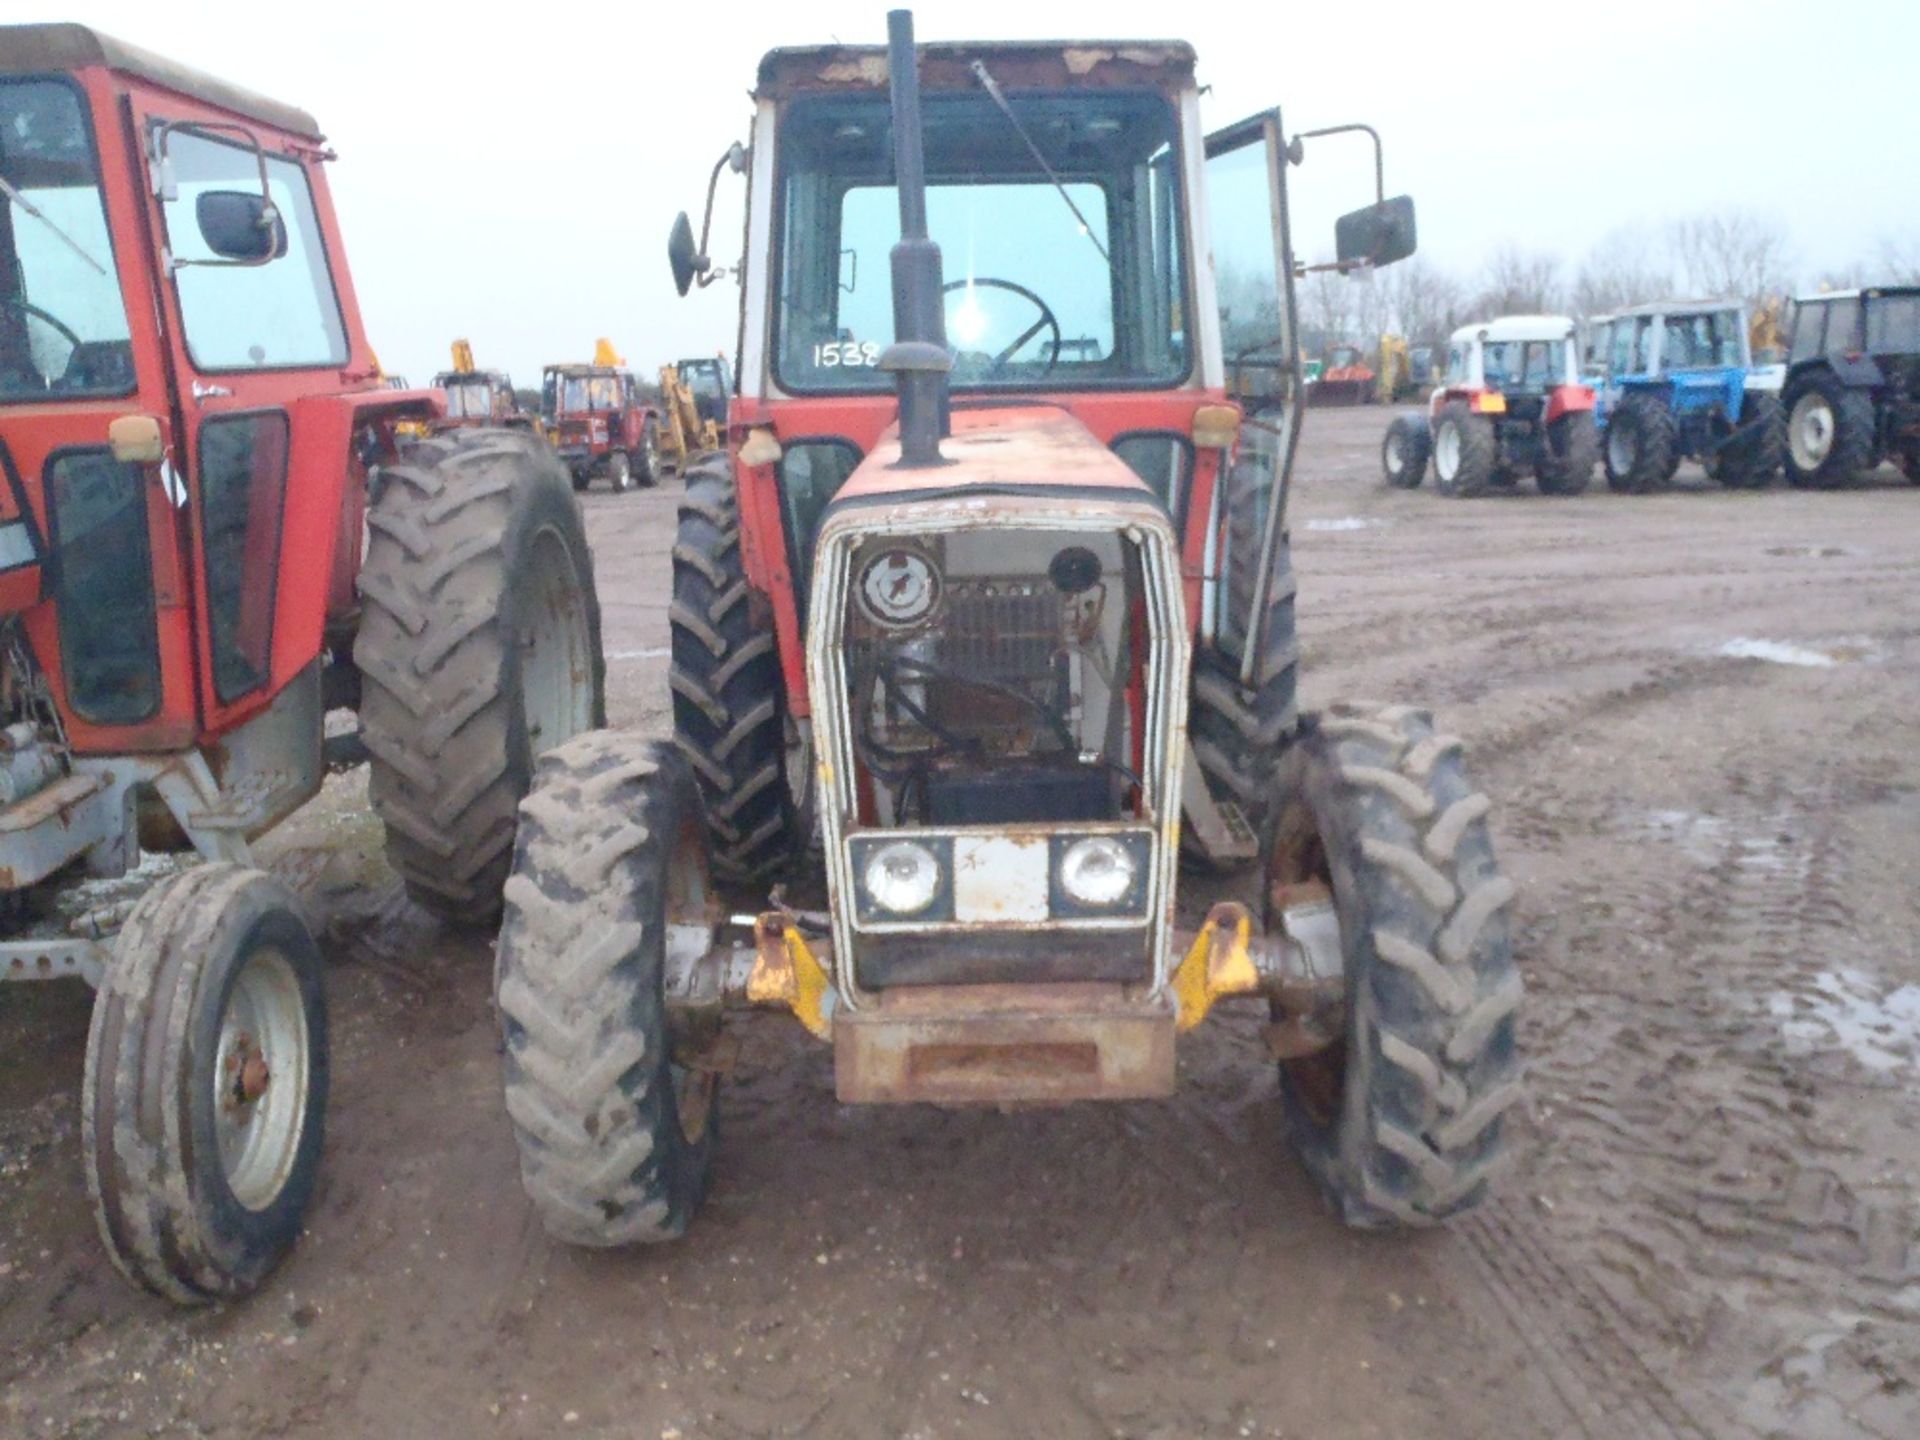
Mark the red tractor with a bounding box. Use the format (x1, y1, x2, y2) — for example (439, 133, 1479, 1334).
(431, 338, 532, 430)
(1382, 315, 1597, 497)
(541, 342, 661, 492)
(0, 25, 603, 1301)
(491, 12, 1520, 1248)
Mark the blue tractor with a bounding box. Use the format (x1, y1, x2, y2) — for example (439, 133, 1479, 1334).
(1586, 301, 1785, 492)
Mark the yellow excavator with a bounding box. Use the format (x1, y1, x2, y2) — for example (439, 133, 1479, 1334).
(656, 356, 731, 476)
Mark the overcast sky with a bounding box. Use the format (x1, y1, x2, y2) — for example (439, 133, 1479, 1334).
(27, 0, 1918, 386)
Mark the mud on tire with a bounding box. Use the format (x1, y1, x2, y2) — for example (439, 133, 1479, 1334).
(1604, 391, 1677, 493)
(84, 865, 328, 1303)
(1432, 401, 1497, 498)
(496, 733, 717, 1245)
(1535, 411, 1596, 495)
(355, 428, 606, 925)
(1267, 703, 1522, 1226)
(1381, 415, 1431, 488)
(670, 456, 798, 889)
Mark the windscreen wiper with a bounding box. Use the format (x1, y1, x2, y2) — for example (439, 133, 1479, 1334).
(968, 60, 1111, 266)
(0, 173, 107, 277)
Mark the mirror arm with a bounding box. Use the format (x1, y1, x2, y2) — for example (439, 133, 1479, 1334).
(150, 119, 282, 271)
(693, 141, 748, 289)
(1290, 122, 1385, 205)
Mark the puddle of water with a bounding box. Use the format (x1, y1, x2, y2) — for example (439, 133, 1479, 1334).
(1768, 968, 1920, 1072)
(1715, 637, 1881, 668)
(607, 646, 670, 662)
(1637, 808, 1799, 875)
(1304, 516, 1387, 532)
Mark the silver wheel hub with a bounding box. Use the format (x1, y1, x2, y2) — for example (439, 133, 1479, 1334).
(216, 946, 310, 1211)
(520, 527, 594, 754)
(1435, 423, 1460, 480)
(1608, 421, 1633, 473)
(1791, 394, 1835, 469)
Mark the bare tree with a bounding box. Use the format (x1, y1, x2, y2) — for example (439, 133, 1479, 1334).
(1875, 236, 1920, 285)
(1374, 258, 1467, 347)
(1472, 244, 1564, 316)
(1573, 225, 1673, 315)
(1668, 210, 1793, 306)
(1298, 265, 1357, 354)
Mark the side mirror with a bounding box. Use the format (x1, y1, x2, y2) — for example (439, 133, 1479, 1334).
(196, 190, 285, 262)
(668, 211, 705, 297)
(1335, 194, 1416, 270)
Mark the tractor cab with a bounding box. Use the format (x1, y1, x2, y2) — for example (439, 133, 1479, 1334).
(433, 366, 518, 425)
(673, 354, 732, 428)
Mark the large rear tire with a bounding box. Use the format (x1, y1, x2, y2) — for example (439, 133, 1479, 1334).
(496, 734, 718, 1246)
(1604, 391, 1676, 493)
(1381, 415, 1431, 488)
(356, 428, 606, 925)
(1431, 402, 1496, 498)
(1267, 704, 1521, 1227)
(1535, 411, 1596, 495)
(1783, 371, 1876, 488)
(670, 456, 799, 889)
(83, 865, 328, 1303)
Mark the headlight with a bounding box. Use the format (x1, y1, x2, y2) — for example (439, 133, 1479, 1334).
(863, 841, 940, 915)
(1058, 836, 1137, 907)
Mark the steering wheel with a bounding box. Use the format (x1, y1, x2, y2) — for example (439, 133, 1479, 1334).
(0, 297, 85, 382)
(942, 277, 1062, 377)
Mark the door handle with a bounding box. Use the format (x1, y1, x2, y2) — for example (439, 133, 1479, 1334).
(191, 380, 233, 403)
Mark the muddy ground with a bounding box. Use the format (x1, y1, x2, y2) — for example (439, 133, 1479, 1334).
(3, 406, 1918, 1439)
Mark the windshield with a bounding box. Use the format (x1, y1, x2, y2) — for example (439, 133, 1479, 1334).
(1662, 310, 1743, 368)
(774, 89, 1189, 392)
(1865, 294, 1920, 354)
(1483, 339, 1566, 390)
(560, 374, 623, 412)
(442, 377, 495, 418)
(0, 79, 133, 402)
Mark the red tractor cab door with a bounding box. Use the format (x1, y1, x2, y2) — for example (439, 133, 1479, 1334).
(1202, 110, 1302, 687)
(133, 101, 349, 735)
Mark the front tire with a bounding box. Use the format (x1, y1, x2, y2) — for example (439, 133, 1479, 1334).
(1381, 415, 1431, 488)
(84, 865, 328, 1303)
(636, 418, 662, 488)
(496, 734, 718, 1246)
(356, 429, 606, 925)
(1535, 411, 1596, 495)
(1431, 402, 1496, 498)
(1711, 391, 1785, 488)
(670, 456, 799, 889)
(1267, 704, 1521, 1227)
(608, 450, 635, 493)
(1604, 392, 1676, 493)
(1784, 371, 1876, 488)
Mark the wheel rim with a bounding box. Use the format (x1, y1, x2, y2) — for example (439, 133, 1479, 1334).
(1267, 820, 1347, 1128)
(1607, 419, 1635, 475)
(664, 812, 719, 1143)
(519, 527, 595, 754)
(611, 453, 632, 490)
(215, 945, 311, 1211)
(1790, 393, 1834, 470)
(1434, 423, 1460, 481)
(1385, 431, 1404, 473)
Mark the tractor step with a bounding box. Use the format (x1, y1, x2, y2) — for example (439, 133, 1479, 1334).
(833, 983, 1175, 1105)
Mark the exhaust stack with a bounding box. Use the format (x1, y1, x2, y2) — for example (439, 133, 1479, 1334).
(878, 8, 950, 467)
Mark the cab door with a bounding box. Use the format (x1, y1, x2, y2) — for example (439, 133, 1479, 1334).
(132, 99, 351, 734)
(1202, 110, 1301, 688)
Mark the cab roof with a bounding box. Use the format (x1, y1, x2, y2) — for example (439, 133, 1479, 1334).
(0, 23, 323, 140)
(1609, 298, 1743, 319)
(1451, 315, 1578, 345)
(1792, 285, 1920, 303)
(754, 40, 1196, 100)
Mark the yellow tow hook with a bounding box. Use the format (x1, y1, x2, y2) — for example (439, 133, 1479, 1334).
(1172, 901, 1262, 1031)
(747, 913, 834, 1039)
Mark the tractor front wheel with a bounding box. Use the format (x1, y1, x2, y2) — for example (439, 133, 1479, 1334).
(1381, 415, 1431, 488)
(636, 418, 663, 488)
(670, 456, 800, 889)
(1266, 703, 1521, 1226)
(84, 865, 328, 1303)
(1431, 402, 1496, 497)
(608, 450, 636, 493)
(1711, 392, 1785, 488)
(496, 733, 718, 1246)
(355, 428, 606, 925)
(1604, 392, 1676, 493)
(1535, 411, 1596, 495)
(1784, 372, 1876, 488)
